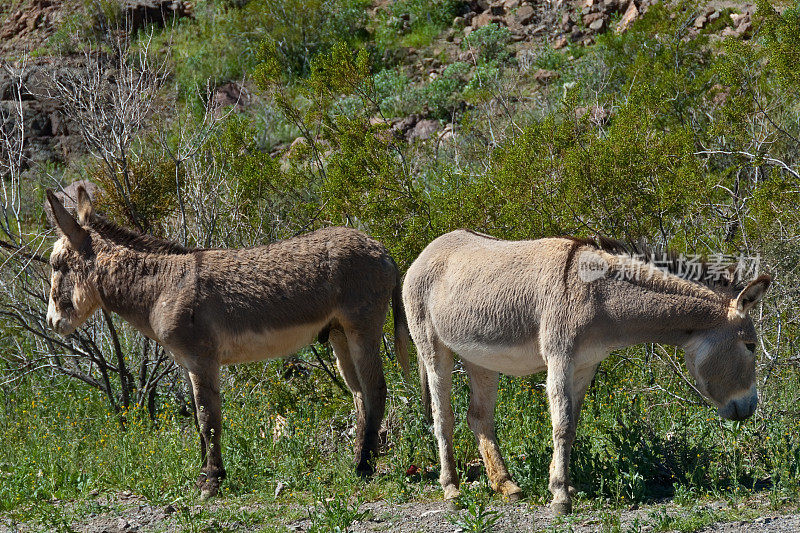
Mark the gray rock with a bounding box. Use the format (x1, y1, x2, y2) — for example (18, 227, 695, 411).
(515, 5, 535, 25)
(408, 119, 440, 141)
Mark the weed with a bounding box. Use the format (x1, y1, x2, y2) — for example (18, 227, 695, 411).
(673, 483, 698, 507)
(307, 492, 369, 533)
(447, 486, 501, 533)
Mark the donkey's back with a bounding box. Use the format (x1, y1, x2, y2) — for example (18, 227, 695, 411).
(158, 226, 400, 366)
(403, 229, 585, 375)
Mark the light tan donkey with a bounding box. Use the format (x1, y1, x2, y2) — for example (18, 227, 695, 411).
(45, 186, 410, 499)
(403, 229, 770, 515)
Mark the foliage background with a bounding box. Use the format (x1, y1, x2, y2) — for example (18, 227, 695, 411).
(1, 0, 800, 529)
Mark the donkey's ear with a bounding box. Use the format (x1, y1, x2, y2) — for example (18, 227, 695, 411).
(46, 189, 89, 250)
(734, 275, 771, 315)
(76, 185, 94, 225)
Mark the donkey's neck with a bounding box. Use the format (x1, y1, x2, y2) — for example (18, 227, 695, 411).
(597, 258, 730, 347)
(93, 242, 188, 336)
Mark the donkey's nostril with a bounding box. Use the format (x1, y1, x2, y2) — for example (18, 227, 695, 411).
(720, 395, 757, 421)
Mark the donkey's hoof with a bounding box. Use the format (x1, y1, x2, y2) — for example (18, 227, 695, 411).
(197, 475, 221, 500)
(446, 497, 464, 511)
(443, 485, 461, 502)
(355, 465, 375, 479)
(500, 481, 524, 502)
(354, 455, 376, 479)
(551, 501, 572, 516)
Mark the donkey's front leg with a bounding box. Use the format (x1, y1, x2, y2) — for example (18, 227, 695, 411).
(546, 358, 576, 515)
(188, 364, 226, 500)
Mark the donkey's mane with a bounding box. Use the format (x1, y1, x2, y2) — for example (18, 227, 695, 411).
(88, 216, 195, 255)
(566, 235, 744, 292)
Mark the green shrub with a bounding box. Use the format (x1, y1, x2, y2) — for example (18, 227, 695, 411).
(374, 68, 415, 117)
(757, 0, 800, 94)
(163, 0, 370, 102)
(423, 62, 470, 118)
(374, 0, 465, 49)
(462, 23, 512, 65)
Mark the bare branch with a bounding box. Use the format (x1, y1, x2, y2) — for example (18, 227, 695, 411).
(696, 149, 800, 180)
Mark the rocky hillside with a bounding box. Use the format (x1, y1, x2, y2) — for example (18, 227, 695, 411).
(0, 0, 765, 172)
(0, 0, 193, 171)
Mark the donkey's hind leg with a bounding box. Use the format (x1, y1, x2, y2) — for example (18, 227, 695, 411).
(330, 327, 387, 476)
(464, 361, 523, 501)
(418, 335, 459, 500)
(184, 368, 206, 465)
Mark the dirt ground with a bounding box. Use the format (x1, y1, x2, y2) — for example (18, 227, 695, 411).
(1, 490, 799, 532)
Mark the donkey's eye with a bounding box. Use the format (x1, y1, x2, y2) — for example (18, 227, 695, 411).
(745, 343, 756, 353)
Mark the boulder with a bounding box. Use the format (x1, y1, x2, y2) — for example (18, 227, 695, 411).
(583, 12, 603, 25)
(616, 1, 639, 34)
(393, 114, 420, 136)
(472, 11, 493, 28)
(123, 1, 194, 33)
(212, 82, 250, 112)
(576, 105, 609, 125)
(515, 4, 536, 25)
(408, 119, 440, 141)
(533, 69, 559, 84)
(694, 14, 707, 29)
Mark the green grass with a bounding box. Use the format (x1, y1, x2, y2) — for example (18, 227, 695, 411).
(1, 347, 799, 527)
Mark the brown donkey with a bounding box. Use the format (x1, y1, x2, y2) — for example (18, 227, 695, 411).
(403, 229, 770, 515)
(45, 186, 410, 498)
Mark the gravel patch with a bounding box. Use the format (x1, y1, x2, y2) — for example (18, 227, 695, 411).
(1, 492, 799, 532)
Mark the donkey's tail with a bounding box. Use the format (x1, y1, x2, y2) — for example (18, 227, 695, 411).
(392, 266, 411, 380)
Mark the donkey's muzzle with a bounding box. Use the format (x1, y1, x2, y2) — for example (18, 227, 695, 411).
(718, 392, 758, 421)
(47, 300, 76, 335)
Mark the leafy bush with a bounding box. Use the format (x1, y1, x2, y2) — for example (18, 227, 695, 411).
(163, 0, 370, 101)
(89, 143, 179, 235)
(374, 68, 415, 117)
(423, 61, 470, 118)
(462, 23, 512, 65)
(374, 0, 465, 49)
(757, 1, 800, 94)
